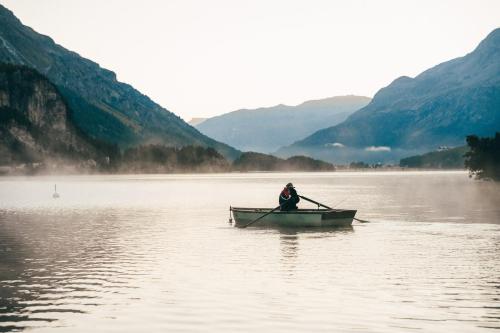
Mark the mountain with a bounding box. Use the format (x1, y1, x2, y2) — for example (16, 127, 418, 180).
(0, 64, 114, 173)
(0, 4, 239, 160)
(278, 28, 500, 163)
(188, 117, 207, 126)
(195, 95, 370, 153)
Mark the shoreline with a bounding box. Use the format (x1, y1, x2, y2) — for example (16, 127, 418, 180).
(0, 169, 470, 179)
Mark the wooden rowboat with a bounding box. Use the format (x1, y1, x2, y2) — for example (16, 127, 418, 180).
(231, 207, 357, 228)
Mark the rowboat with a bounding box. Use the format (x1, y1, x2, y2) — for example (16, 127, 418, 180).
(231, 207, 357, 228)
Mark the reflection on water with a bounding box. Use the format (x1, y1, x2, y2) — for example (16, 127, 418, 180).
(278, 227, 354, 276)
(0, 210, 150, 332)
(0, 171, 499, 332)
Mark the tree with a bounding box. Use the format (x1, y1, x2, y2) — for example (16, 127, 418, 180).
(464, 133, 500, 181)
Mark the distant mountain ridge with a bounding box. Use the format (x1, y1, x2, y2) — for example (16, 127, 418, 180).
(278, 28, 500, 163)
(188, 117, 208, 126)
(0, 4, 239, 159)
(196, 95, 370, 153)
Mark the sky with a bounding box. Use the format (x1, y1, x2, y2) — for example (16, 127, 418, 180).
(2, 0, 499, 121)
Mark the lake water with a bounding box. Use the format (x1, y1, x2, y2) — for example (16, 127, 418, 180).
(0, 171, 499, 332)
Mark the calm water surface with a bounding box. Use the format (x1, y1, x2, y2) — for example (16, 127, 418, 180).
(0, 171, 499, 332)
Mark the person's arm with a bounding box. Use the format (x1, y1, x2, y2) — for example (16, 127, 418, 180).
(280, 190, 290, 202)
(288, 188, 298, 203)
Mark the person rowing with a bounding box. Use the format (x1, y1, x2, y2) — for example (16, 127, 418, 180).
(279, 182, 300, 211)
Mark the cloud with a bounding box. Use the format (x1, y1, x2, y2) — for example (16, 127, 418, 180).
(365, 146, 391, 152)
(324, 142, 345, 148)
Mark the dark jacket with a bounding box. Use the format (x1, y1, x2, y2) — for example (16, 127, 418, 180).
(289, 187, 300, 205)
(279, 187, 299, 211)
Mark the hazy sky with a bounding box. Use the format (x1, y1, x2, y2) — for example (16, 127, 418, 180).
(2, 0, 499, 120)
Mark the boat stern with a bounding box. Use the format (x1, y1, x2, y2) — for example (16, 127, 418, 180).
(321, 209, 356, 227)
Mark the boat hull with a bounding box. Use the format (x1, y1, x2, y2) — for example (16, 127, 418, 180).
(231, 207, 356, 228)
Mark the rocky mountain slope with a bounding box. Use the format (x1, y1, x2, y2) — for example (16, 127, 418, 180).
(278, 28, 500, 163)
(0, 4, 239, 159)
(0, 64, 112, 173)
(196, 95, 370, 153)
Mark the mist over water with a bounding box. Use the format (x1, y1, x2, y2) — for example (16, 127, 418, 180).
(0, 171, 499, 332)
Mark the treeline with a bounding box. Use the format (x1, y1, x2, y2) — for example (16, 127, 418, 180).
(95, 147, 336, 173)
(395, 132, 499, 181)
(399, 146, 468, 169)
(232, 152, 335, 171)
(110, 133, 495, 175)
(1, 139, 338, 174)
(118, 145, 230, 173)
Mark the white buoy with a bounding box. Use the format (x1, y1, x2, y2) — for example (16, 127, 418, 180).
(53, 184, 60, 199)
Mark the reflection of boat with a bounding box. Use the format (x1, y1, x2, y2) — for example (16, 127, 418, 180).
(231, 207, 356, 228)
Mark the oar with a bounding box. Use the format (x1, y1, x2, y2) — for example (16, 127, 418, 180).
(299, 195, 333, 209)
(353, 217, 370, 223)
(298, 195, 370, 223)
(240, 204, 284, 228)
